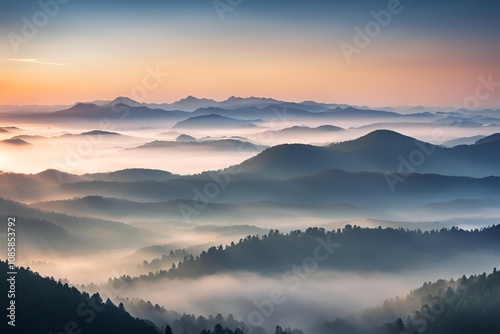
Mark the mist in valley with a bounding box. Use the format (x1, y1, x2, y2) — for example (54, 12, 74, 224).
(1, 99, 500, 334)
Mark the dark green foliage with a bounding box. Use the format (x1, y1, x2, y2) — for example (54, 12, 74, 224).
(113, 297, 263, 334)
(197, 324, 299, 334)
(382, 270, 500, 334)
(200, 324, 244, 334)
(320, 270, 500, 334)
(110, 225, 500, 286)
(141, 249, 190, 272)
(0, 260, 159, 334)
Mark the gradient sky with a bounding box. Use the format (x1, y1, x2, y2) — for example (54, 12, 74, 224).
(1, 0, 499, 108)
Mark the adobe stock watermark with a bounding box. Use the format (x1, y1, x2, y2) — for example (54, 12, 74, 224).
(213, 0, 243, 21)
(235, 234, 340, 332)
(51, 64, 169, 182)
(178, 107, 294, 223)
(48, 295, 104, 334)
(384, 135, 439, 193)
(385, 73, 500, 192)
(453, 74, 500, 111)
(49, 266, 129, 334)
(398, 284, 465, 334)
(7, 0, 72, 54)
(339, 0, 407, 64)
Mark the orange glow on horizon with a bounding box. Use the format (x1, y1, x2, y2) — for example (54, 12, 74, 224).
(1, 39, 499, 108)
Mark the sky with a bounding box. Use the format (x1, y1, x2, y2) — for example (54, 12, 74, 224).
(0, 0, 499, 108)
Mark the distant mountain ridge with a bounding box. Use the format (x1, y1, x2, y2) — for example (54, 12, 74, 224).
(48, 103, 188, 119)
(236, 130, 500, 178)
(475, 133, 500, 145)
(129, 139, 267, 152)
(106, 225, 500, 282)
(5, 96, 445, 121)
(172, 114, 259, 129)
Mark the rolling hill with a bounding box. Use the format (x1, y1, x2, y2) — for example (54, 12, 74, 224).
(172, 114, 259, 129)
(82, 168, 175, 182)
(30, 196, 366, 223)
(0, 261, 159, 334)
(128, 139, 267, 152)
(22, 170, 500, 208)
(0, 198, 154, 254)
(315, 270, 500, 334)
(236, 130, 500, 178)
(1, 138, 31, 145)
(46, 102, 188, 119)
(107, 225, 500, 283)
(475, 132, 500, 145)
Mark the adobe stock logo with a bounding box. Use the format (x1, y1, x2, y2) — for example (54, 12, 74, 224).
(7, 0, 72, 53)
(213, 0, 243, 21)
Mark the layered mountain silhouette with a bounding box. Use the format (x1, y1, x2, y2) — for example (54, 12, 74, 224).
(6, 96, 446, 123)
(421, 199, 500, 214)
(176, 134, 197, 142)
(30, 196, 365, 223)
(128, 139, 267, 152)
(47, 101, 188, 119)
(236, 130, 500, 178)
(475, 132, 500, 145)
(279, 125, 344, 133)
(1, 138, 31, 145)
(107, 225, 500, 282)
(80, 130, 121, 136)
(0, 261, 159, 334)
(442, 135, 485, 147)
(0, 168, 177, 201)
(0, 198, 153, 254)
(25, 170, 499, 208)
(2, 130, 500, 207)
(82, 168, 175, 182)
(172, 114, 259, 129)
(256, 125, 344, 139)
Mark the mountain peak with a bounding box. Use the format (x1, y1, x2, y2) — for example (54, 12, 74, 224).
(352, 129, 417, 145)
(363, 129, 409, 140)
(173, 96, 218, 106)
(226, 96, 243, 102)
(329, 129, 425, 152)
(109, 96, 142, 106)
(176, 134, 197, 142)
(2, 138, 30, 145)
(69, 102, 98, 110)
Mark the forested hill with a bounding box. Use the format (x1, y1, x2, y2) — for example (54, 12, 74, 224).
(316, 269, 500, 334)
(110, 225, 500, 285)
(379, 269, 500, 334)
(0, 261, 159, 334)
